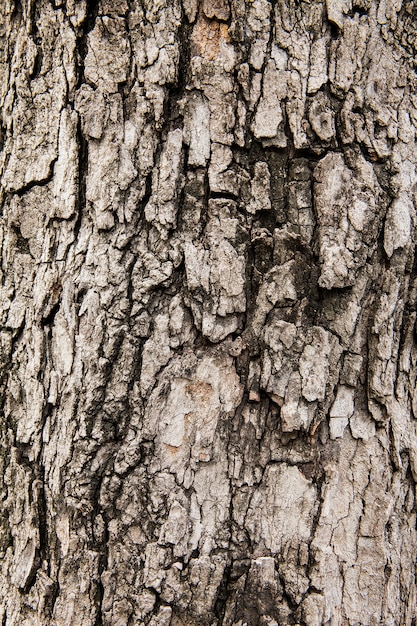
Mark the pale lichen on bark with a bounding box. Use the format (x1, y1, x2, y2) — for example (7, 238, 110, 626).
(0, 0, 417, 624)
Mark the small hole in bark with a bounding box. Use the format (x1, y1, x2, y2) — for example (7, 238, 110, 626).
(11, 226, 30, 254)
(329, 22, 340, 39)
(353, 6, 369, 15)
(29, 46, 43, 79)
(12, 0, 23, 16)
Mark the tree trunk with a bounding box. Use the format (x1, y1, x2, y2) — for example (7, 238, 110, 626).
(1, 0, 417, 624)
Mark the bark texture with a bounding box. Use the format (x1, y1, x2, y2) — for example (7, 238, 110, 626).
(1, 0, 417, 624)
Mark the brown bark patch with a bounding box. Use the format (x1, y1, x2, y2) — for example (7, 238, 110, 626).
(185, 380, 213, 402)
(191, 15, 231, 60)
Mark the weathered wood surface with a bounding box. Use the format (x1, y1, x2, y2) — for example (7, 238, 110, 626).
(0, 0, 417, 624)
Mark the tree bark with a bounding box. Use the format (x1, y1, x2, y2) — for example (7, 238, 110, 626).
(1, 0, 417, 624)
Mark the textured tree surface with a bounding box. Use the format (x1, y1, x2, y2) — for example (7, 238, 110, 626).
(1, 0, 417, 624)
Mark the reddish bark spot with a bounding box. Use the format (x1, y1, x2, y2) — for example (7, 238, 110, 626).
(191, 15, 231, 60)
(185, 380, 213, 402)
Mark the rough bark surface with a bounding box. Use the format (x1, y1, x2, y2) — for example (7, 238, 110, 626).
(1, 0, 417, 624)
